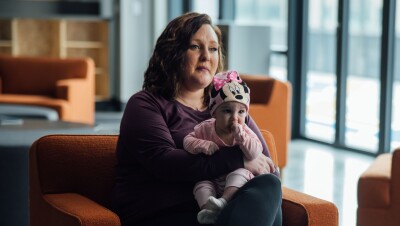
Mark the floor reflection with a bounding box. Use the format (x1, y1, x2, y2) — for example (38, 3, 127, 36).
(282, 139, 374, 226)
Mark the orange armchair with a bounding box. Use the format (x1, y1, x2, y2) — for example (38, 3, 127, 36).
(357, 148, 400, 226)
(241, 74, 292, 170)
(0, 55, 95, 124)
(29, 133, 338, 226)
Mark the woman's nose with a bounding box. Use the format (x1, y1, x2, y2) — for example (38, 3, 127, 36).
(200, 49, 210, 61)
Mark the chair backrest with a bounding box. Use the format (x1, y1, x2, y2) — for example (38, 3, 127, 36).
(30, 132, 280, 210)
(241, 74, 291, 169)
(0, 55, 91, 96)
(30, 134, 118, 208)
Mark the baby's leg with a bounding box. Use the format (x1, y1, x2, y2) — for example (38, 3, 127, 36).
(222, 168, 255, 202)
(193, 180, 216, 209)
(194, 181, 220, 224)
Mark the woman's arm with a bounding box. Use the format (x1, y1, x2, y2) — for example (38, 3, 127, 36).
(245, 115, 278, 176)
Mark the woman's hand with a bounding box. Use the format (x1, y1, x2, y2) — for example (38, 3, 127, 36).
(244, 154, 275, 176)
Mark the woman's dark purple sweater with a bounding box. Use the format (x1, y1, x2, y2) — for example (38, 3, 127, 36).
(111, 90, 271, 223)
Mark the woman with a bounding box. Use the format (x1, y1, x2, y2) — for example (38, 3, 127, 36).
(111, 12, 282, 226)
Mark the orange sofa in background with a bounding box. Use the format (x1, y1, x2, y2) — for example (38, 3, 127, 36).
(29, 133, 338, 226)
(241, 74, 292, 171)
(357, 148, 400, 226)
(0, 55, 95, 124)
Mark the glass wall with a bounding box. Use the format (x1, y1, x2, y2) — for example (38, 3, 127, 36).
(391, 2, 400, 151)
(304, 0, 338, 142)
(345, 0, 382, 152)
(189, 0, 399, 154)
(191, 0, 219, 21)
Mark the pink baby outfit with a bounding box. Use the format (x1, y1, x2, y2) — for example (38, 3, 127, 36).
(183, 117, 262, 207)
(183, 70, 263, 208)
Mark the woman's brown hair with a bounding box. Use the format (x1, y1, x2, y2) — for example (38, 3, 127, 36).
(142, 12, 225, 105)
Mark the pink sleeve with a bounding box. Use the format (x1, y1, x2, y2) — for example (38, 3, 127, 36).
(235, 124, 263, 160)
(183, 131, 212, 154)
(183, 122, 216, 154)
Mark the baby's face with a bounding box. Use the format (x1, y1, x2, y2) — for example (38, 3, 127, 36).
(213, 102, 247, 134)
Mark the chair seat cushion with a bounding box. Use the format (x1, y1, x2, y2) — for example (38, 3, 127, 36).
(358, 153, 392, 208)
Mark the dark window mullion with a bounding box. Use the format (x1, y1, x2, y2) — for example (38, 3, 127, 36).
(287, 0, 308, 138)
(378, 0, 396, 154)
(334, 0, 349, 146)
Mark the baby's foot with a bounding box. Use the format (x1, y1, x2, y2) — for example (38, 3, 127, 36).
(197, 209, 219, 224)
(207, 196, 227, 212)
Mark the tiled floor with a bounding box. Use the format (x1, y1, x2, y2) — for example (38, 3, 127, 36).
(282, 139, 375, 226)
(95, 112, 376, 226)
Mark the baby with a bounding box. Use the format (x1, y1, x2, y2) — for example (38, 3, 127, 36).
(183, 70, 263, 224)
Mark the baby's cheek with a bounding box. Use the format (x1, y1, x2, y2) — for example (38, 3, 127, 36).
(238, 117, 245, 125)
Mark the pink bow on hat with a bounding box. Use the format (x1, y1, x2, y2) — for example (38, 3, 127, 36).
(213, 70, 242, 91)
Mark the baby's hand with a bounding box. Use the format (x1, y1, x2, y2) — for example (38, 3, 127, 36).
(204, 141, 219, 155)
(232, 123, 244, 142)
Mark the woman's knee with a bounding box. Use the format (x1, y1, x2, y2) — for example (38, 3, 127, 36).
(251, 174, 281, 191)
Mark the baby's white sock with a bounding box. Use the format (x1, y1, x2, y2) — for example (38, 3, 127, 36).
(207, 196, 227, 212)
(197, 209, 219, 224)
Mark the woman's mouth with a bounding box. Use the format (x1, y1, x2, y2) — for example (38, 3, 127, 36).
(197, 66, 209, 72)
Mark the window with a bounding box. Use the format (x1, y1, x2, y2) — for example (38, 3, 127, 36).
(391, 2, 400, 151)
(235, 0, 288, 80)
(345, 0, 382, 152)
(305, 0, 338, 142)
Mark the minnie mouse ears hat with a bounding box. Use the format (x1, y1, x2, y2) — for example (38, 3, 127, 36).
(209, 70, 250, 115)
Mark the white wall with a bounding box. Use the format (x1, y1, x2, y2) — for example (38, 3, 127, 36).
(118, 0, 167, 103)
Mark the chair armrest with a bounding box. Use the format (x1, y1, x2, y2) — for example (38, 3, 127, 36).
(56, 79, 89, 100)
(42, 193, 120, 226)
(392, 148, 400, 205)
(282, 187, 338, 226)
(55, 78, 95, 124)
(260, 129, 278, 166)
(358, 153, 391, 207)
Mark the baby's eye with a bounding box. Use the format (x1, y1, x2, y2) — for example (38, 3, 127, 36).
(222, 109, 231, 113)
(239, 110, 246, 114)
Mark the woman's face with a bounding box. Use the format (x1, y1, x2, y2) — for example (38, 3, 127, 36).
(181, 24, 219, 92)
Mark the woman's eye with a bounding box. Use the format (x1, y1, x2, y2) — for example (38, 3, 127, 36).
(189, 45, 200, 50)
(209, 47, 218, 52)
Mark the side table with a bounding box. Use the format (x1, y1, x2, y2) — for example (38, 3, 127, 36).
(0, 119, 102, 226)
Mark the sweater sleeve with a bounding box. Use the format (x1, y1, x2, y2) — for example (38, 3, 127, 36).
(117, 91, 244, 182)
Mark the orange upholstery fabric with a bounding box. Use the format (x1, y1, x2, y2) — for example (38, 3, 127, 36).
(0, 55, 95, 124)
(30, 134, 338, 226)
(241, 74, 292, 170)
(357, 148, 400, 226)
